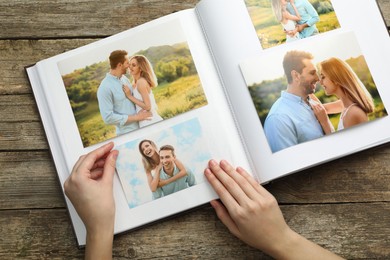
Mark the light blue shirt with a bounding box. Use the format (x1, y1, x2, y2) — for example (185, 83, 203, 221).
(287, 0, 319, 38)
(97, 73, 138, 135)
(264, 91, 324, 153)
(153, 164, 196, 199)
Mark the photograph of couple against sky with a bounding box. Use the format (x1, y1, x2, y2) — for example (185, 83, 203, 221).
(244, 0, 340, 49)
(240, 31, 388, 153)
(115, 118, 210, 209)
(57, 18, 207, 147)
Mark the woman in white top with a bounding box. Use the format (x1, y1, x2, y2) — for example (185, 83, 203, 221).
(311, 57, 374, 134)
(138, 139, 188, 198)
(123, 55, 163, 127)
(271, 0, 301, 42)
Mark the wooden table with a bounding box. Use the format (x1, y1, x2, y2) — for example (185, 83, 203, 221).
(1, 1, 389, 259)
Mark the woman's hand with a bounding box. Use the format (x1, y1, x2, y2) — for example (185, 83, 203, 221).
(205, 160, 343, 260)
(64, 142, 118, 260)
(122, 85, 133, 100)
(204, 160, 291, 255)
(309, 98, 334, 134)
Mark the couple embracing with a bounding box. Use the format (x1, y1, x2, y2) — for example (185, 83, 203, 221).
(264, 50, 374, 153)
(139, 140, 196, 199)
(97, 50, 162, 136)
(271, 0, 319, 42)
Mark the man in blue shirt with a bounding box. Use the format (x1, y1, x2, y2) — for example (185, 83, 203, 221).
(153, 145, 196, 199)
(97, 50, 151, 136)
(286, 0, 319, 38)
(264, 50, 325, 153)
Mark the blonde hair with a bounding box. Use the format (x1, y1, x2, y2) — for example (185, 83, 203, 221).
(319, 57, 374, 114)
(130, 55, 158, 88)
(271, 0, 283, 22)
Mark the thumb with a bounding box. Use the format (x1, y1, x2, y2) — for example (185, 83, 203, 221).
(102, 150, 118, 185)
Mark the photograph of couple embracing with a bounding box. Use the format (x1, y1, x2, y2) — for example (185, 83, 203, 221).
(245, 0, 340, 48)
(58, 19, 207, 147)
(240, 31, 388, 153)
(97, 51, 163, 136)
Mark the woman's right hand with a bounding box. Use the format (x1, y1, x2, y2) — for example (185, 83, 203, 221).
(309, 99, 334, 134)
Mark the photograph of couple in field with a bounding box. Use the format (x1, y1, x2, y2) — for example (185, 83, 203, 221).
(244, 0, 340, 49)
(58, 19, 207, 147)
(115, 118, 210, 209)
(240, 31, 388, 153)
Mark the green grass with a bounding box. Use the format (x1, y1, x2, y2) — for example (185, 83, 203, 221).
(247, 5, 341, 49)
(74, 101, 116, 147)
(154, 75, 207, 118)
(74, 74, 207, 147)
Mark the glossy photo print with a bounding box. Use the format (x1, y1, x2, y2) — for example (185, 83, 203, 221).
(244, 0, 340, 49)
(57, 19, 207, 147)
(240, 31, 387, 153)
(115, 118, 211, 209)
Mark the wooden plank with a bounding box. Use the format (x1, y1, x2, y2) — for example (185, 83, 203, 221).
(1, 145, 389, 210)
(0, 39, 95, 95)
(0, 1, 387, 40)
(378, 0, 390, 25)
(0, 94, 40, 122)
(0, 203, 389, 259)
(0, 0, 198, 39)
(0, 151, 64, 209)
(0, 122, 48, 150)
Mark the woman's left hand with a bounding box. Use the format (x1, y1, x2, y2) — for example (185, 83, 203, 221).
(122, 85, 131, 97)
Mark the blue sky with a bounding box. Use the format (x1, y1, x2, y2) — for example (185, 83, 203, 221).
(115, 118, 211, 208)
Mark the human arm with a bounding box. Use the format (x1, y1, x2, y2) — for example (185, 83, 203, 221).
(285, 0, 301, 21)
(158, 159, 188, 187)
(97, 84, 151, 125)
(122, 79, 152, 111)
(146, 163, 162, 192)
(296, 0, 319, 32)
(64, 142, 118, 260)
(204, 160, 344, 260)
(309, 94, 343, 114)
(264, 114, 298, 153)
(342, 106, 368, 128)
(308, 96, 334, 135)
(323, 101, 344, 114)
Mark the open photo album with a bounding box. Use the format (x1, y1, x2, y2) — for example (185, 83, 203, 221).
(26, 0, 390, 246)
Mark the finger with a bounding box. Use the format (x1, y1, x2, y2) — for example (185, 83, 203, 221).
(71, 154, 87, 174)
(219, 160, 261, 201)
(204, 166, 239, 212)
(210, 200, 240, 237)
(207, 160, 249, 206)
(236, 166, 270, 197)
(102, 150, 118, 185)
(82, 142, 115, 172)
(91, 157, 108, 171)
(90, 168, 104, 180)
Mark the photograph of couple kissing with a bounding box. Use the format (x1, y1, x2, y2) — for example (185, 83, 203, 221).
(240, 31, 387, 153)
(58, 19, 207, 147)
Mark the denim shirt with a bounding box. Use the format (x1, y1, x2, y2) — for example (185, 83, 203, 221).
(264, 91, 324, 153)
(287, 0, 319, 38)
(97, 73, 138, 135)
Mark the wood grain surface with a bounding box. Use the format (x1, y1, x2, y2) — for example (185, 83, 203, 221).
(1, 0, 389, 259)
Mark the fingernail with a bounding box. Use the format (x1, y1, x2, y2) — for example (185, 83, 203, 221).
(112, 150, 119, 160)
(220, 160, 229, 167)
(209, 159, 218, 167)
